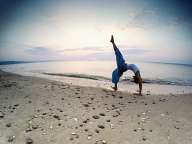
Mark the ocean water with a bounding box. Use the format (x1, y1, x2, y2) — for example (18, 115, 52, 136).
(1, 61, 192, 94)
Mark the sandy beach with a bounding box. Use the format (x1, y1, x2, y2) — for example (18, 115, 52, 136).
(0, 70, 192, 144)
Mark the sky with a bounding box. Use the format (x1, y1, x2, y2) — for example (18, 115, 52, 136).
(0, 0, 192, 64)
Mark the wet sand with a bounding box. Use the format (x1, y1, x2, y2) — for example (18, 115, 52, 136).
(0, 70, 192, 144)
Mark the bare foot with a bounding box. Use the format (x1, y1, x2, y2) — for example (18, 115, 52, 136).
(111, 86, 117, 91)
(110, 35, 114, 43)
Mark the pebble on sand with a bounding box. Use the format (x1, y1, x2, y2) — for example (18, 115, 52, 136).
(98, 125, 105, 129)
(26, 137, 33, 144)
(174, 126, 180, 130)
(93, 115, 100, 119)
(14, 104, 19, 107)
(95, 129, 100, 133)
(106, 119, 110, 122)
(95, 140, 107, 144)
(83, 104, 89, 107)
(6, 123, 12, 127)
(25, 128, 32, 133)
(0, 111, 4, 118)
(8, 136, 15, 143)
(112, 111, 120, 117)
(69, 137, 74, 141)
(142, 137, 147, 141)
(83, 118, 89, 123)
(70, 133, 79, 139)
(87, 136, 92, 140)
(84, 128, 88, 132)
(32, 124, 39, 129)
(28, 100, 32, 104)
(53, 115, 60, 120)
(99, 113, 106, 116)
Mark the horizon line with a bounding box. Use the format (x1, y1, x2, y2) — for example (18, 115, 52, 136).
(0, 60, 192, 67)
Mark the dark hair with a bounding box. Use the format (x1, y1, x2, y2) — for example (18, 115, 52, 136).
(133, 75, 139, 84)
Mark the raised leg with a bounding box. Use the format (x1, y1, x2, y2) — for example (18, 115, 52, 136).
(110, 35, 126, 71)
(110, 35, 118, 51)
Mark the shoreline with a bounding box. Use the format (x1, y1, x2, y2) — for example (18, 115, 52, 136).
(0, 70, 192, 144)
(1, 69, 192, 95)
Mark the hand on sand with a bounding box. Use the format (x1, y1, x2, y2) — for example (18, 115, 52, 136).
(110, 35, 114, 43)
(111, 86, 117, 91)
(133, 92, 143, 96)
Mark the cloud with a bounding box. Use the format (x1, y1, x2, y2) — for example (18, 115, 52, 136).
(26, 47, 51, 55)
(25, 46, 64, 60)
(24, 46, 149, 61)
(25, 46, 105, 61)
(121, 8, 190, 30)
(123, 48, 149, 55)
(115, 45, 150, 54)
(57, 47, 104, 52)
(0, 40, 151, 61)
(120, 9, 158, 30)
(84, 47, 150, 61)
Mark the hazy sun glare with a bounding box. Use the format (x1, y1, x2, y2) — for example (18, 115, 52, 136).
(0, 0, 191, 64)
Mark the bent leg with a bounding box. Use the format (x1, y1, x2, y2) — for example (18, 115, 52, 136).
(112, 68, 120, 91)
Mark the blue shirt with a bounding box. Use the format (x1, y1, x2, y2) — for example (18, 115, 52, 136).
(126, 64, 139, 74)
(112, 64, 139, 84)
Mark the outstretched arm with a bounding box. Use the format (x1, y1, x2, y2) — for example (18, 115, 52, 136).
(110, 35, 118, 51)
(138, 78, 142, 96)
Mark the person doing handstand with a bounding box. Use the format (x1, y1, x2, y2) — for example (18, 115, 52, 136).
(110, 35, 143, 96)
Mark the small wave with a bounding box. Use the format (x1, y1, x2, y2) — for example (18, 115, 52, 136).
(42, 72, 111, 81)
(42, 72, 192, 86)
(122, 78, 192, 86)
